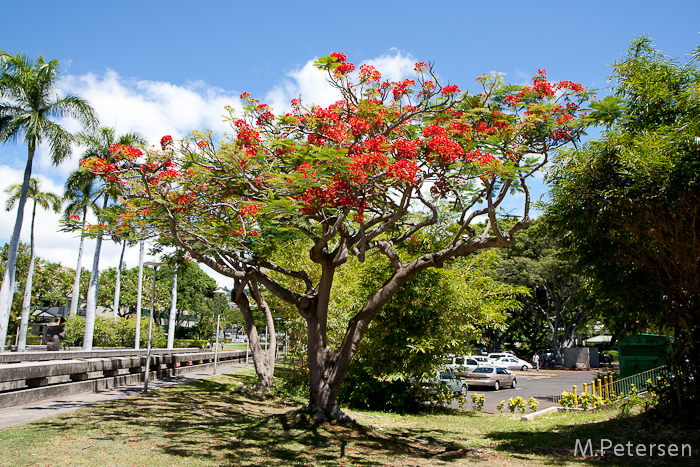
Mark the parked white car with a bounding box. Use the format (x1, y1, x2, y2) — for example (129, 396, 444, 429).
(445, 355, 481, 377)
(492, 356, 533, 371)
(487, 352, 516, 361)
(467, 355, 491, 365)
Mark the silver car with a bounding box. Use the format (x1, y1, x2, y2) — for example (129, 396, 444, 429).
(464, 366, 517, 391)
(492, 356, 533, 371)
(425, 370, 469, 397)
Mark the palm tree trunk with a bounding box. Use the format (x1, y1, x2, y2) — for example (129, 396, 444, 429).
(166, 262, 178, 349)
(135, 240, 144, 349)
(112, 241, 126, 318)
(83, 195, 108, 350)
(69, 208, 88, 319)
(0, 146, 35, 351)
(17, 201, 38, 351)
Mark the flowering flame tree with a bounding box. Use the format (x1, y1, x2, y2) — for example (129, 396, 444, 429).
(83, 54, 591, 420)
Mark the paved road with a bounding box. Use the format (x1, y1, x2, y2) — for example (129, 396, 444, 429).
(455, 368, 616, 412)
(0, 360, 250, 429)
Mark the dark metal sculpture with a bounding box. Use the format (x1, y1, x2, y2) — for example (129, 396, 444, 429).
(45, 319, 66, 351)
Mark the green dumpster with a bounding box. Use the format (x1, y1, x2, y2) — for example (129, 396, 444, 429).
(618, 334, 670, 378)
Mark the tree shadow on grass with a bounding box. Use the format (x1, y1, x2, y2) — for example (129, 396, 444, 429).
(484, 410, 699, 466)
(29, 376, 512, 466)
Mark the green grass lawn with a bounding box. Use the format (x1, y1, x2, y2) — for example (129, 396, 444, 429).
(222, 343, 248, 351)
(0, 366, 695, 466)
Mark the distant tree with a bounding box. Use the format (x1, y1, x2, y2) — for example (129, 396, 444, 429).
(489, 219, 595, 362)
(62, 177, 100, 318)
(4, 178, 62, 350)
(545, 37, 700, 411)
(0, 242, 75, 338)
(68, 126, 146, 350)
(0, 49, 97, 347)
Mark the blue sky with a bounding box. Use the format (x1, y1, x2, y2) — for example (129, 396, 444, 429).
(1, 0, 699, 284)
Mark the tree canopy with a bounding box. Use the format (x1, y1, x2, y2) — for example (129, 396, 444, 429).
(82, 53, 592, 419)
(544, 37, 700, 411)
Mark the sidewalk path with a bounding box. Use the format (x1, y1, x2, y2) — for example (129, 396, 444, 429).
(0, 360, 249, 429)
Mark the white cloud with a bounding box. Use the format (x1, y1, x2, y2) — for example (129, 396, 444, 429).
(0, 51, 429, 288)
(41, 70, 244, 179)
(265, 50, 418, 114)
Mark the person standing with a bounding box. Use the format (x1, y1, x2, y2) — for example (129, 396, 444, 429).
(532, 353, 540, 371)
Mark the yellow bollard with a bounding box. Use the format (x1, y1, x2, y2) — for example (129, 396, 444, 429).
(604, 376, 609, 399)
(610, 374, 615, 398)
(583, 383, 588, 394)
(597, 379, 602, 398)
(573, 385, 578, 408)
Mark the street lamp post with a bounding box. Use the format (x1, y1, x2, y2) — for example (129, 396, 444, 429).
(143, 261, 166, 393)
(212, 289, 226, 375)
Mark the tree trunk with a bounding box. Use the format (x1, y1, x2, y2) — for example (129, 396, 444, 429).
(135, 240, 145, 348)
(166, 262, 178, 349)
(112, 241, 126, 318)
(17, 201, 37, 351)
(232, 280, 275, 391)
(0, 145, 35, 350)
(83, 196, 109, 350)
(69, 213, 86, 319)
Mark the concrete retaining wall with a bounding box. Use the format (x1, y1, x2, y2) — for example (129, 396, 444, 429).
(0, 350, 245, 408)
(0, 348, 201, 364)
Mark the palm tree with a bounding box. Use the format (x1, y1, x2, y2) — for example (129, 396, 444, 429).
(62, 176, 100, 319)
(0, 50, 97, 349)
(71, 127, 146, 350)
(5, 178, 62, 351)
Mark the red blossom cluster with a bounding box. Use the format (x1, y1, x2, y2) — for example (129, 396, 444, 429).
(109, 144, 143, 161)
(464, 149, 499, 166)
(80, 157, 118, 175)
(157, 169, 181, 180)
(233, 119, 261, 156)
(414, 61, 429, 72)
(386, 159, 419, 184)
(229, 227, 259, 237)
(240, 202, 260, 218)
(171, 193, 194, 206)
(160, 135, 173, 150)
(430, 178, 452, 196)
(392, 79, 415, 101)
(331, 52, 355, 76)
(440, 85, 460, 96)
(391, 138, 419, 160)
(503, 70, 585, 107)
(422, 125, 463, 164)
(359, 64, 381, 84)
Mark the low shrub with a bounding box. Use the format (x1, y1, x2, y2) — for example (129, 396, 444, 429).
(507, 396, 526, 413)
(65, 316, 166, 348)
(173, 339, 208, 349)
(496, 400, 506, 413)
(527, 396, 539, 412)
(471, 393, 485, 411)
(559, 391, 577, 408)
(338, 366, 426, 413)
(578, 392, 605, 410)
